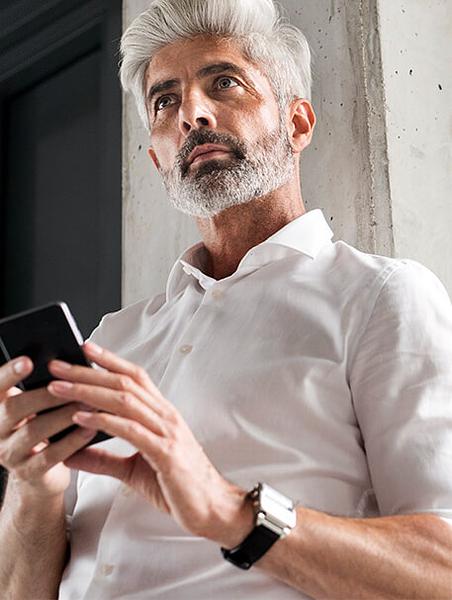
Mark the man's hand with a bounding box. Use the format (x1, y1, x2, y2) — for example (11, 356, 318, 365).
(0, 356, 97, 500)
(47, 342, 254, 546)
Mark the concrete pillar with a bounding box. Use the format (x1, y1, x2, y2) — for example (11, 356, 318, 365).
(377, 0, 451, 291)
(122, 0, 452, 306)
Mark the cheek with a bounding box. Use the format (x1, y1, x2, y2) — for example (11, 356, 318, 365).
(151, 128, 179, 168)
(257, 103, 281, 133)
(226, 91, 280, 139)
(232, 106, 279, 144)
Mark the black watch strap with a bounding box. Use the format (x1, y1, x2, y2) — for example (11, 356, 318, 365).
(221, 524, 280, 570)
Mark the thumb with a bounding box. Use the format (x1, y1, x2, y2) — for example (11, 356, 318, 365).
(64, 447, 130, 481)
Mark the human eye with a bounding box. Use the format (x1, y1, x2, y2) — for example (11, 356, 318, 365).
(215, 76, 239, 90)
(155, 95, 175, 112)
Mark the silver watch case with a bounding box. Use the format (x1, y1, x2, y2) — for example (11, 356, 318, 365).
(250, 482, 297, 538)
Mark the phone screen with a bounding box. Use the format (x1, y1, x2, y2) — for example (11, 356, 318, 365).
(0, 302, 90, 391)
(0, 302, 111, 445)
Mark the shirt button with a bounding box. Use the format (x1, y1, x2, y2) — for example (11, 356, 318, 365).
(211, 288, 223, 299)
(179, 344, 193, 354)
(100, 564, 114, 576)
(121, 485, 132, 497)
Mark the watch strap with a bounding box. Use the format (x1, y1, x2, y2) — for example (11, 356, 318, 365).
(221, 524, 280, 570)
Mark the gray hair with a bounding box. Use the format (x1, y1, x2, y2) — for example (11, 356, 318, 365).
(119, 0, 312, 133)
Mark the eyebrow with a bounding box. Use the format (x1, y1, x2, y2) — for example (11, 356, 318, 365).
(146, 62, 249, 106)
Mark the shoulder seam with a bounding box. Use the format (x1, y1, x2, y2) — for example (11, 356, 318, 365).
(346, 260, 408, 383)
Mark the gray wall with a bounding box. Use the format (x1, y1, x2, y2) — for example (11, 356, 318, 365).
(378, 0, 452, 290)
(122, 0, 452, 305)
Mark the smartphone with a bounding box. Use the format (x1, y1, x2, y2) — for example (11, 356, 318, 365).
(0, 301, 111, 446)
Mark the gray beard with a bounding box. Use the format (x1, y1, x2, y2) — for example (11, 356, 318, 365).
(160, 125, 295, 218)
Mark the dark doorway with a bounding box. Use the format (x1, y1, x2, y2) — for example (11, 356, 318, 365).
(0, 0, 122, 336)
(0, 0, 122, 499)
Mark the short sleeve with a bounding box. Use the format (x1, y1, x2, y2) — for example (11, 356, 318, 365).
(350, 259, 452, 518)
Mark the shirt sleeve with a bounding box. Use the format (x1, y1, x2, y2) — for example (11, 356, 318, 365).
(349, 259, 452, 519)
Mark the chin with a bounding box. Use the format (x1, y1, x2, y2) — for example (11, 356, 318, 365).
(190, 157, 238, 179)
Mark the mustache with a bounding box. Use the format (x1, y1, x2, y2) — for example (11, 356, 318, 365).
(177, 129, 247, 177)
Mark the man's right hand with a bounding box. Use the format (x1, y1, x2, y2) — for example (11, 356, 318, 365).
(0, 355, 96, 500)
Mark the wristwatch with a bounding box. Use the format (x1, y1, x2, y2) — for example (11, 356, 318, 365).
(221, 482, 297, 569)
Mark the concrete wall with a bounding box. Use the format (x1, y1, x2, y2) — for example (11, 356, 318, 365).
(378, 0, 452, 291)
(122, 0, 198, 307)
(122, 0, 451, 306)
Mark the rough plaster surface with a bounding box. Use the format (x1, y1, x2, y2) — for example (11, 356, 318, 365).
(288, 0, 393, 257)
(121, 0, 394, 305)
(122, 1, 199, 307)
(378, 0, 452, 293)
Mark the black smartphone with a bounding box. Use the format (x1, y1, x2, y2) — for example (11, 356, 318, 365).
(0, 301, 111, 446)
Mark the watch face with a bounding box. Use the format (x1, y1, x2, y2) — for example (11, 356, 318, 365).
(259, 483, 297, 530)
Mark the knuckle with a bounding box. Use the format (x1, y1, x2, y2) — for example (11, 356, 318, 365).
(117, 374, 133, 391)
(118, 391, 134, 409)
(134, 366, 148, 383)
(33, 451, 51, 475)
(160, 437, 176, 462)
(165, 408, 180, 427)
(124, 420, 140, 437)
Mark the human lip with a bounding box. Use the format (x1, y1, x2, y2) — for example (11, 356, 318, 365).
(188, 144, 232, 165)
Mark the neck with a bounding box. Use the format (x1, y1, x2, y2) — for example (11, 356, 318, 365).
(195, 179, 306, 280)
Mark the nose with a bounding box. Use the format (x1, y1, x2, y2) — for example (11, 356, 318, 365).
(178, 89, 217, 136)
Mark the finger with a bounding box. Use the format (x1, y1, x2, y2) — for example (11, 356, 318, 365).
(48, 359, 169, 420)
(72, 411, 165, 470)
(0, 357, 33, 395)
(82, 342, 176, 413)
(14, 426, 97, 481)
(0, 387, 75, 438)
(47, 380, 167, 437)
(2, 403, 83, 467)
(64, 446, 131, 480)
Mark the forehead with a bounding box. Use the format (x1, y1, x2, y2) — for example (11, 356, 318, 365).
(145, 35, 270, 95)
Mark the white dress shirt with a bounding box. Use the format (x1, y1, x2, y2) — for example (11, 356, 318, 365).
(59, 209, 452, 599)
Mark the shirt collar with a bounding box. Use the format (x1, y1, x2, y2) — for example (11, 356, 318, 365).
(166, 209, 334, 300)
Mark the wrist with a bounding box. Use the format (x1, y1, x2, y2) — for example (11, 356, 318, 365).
(6, 477, 65, 514)
(206, 484, 255, 548)
(4, 490, 65, 543)
(220, 482, 298, 570)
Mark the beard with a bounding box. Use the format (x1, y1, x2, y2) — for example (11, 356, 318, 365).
(160, 120, 295, 218)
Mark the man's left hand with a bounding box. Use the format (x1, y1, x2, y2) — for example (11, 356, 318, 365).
(47, 342, 253, 547)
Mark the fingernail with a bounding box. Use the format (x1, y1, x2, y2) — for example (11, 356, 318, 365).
(50, 380, 73, 391)
(73, 411, 91, 423)
(51, 360, 71, 370)
(85, 342, 103, 355)
(13, 358, 28, 374)
(80, 427, 97, 439)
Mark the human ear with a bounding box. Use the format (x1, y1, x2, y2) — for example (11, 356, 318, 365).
(288, 99, 316, 153)
(147, 147, 161, 171)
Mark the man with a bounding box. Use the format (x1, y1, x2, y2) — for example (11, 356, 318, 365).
(1, 0, 451, 598)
